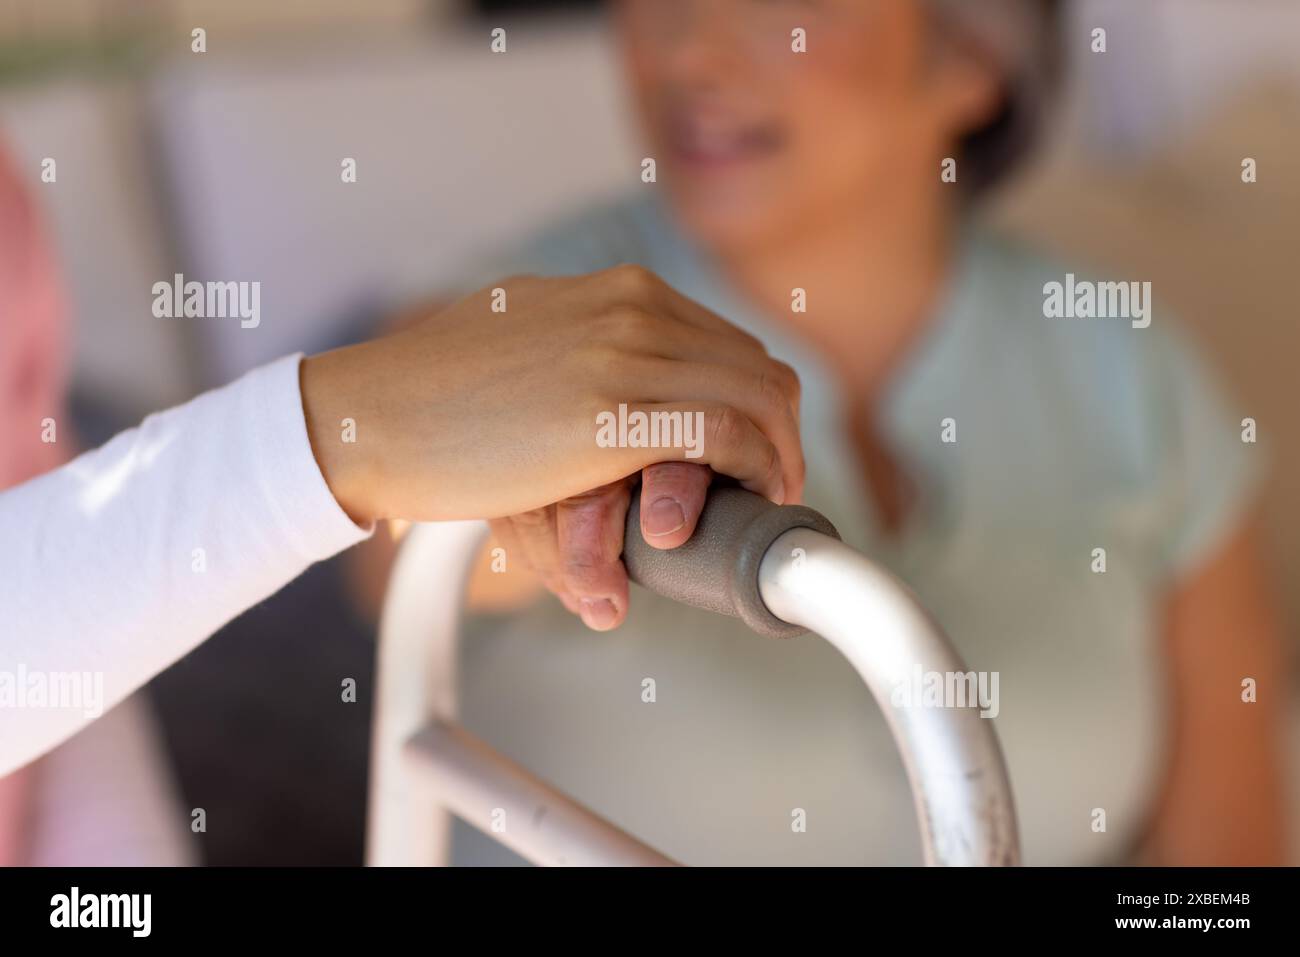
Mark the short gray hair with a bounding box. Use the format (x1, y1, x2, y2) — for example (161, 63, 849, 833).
(929, 0, 1065, 197)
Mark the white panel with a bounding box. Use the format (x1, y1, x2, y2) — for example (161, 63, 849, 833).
(149, 18, 640, 384)
(0, 81, 193, 412)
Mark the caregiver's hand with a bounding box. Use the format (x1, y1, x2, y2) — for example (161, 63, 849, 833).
(482, 278, 804, 632)
(301, 266, 804, 546)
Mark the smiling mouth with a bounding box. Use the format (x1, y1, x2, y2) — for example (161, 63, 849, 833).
(667, 112, 785, 170)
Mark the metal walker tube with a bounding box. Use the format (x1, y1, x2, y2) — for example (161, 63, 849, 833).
(367, 488, 1019, 866)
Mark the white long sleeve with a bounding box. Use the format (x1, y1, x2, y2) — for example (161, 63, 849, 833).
(0, 353, 373, 775)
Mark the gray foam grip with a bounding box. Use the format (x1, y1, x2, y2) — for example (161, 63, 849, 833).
(622, 486, 840, 639)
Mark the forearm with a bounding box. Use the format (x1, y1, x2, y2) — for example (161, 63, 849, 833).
(1142, 520, 1292, 865)
(1142, 699, 1289, 866)
(0, 267, 808, 769)
(0, 354, 371, 775)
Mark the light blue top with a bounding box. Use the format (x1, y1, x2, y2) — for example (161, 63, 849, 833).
(451, 196, 1257, 865)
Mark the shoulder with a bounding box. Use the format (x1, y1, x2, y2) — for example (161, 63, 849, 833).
(960, 227, 1257, 576)
(962, 227, 1217, 426)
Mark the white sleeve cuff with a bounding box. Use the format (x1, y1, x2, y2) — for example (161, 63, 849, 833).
(241, 353, 375, 560)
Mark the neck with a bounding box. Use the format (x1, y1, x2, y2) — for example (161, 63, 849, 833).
(714, 181, 955, 405)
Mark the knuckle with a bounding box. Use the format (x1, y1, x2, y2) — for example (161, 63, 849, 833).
(707, 405, 748, 452)
(644, 460, 708, 487)
(510, 506, 553, 531)
(771, 359, 801, 402)
(601, 304, 659, 345)
(608, 262, 658, 298)
(562, 547, 604, 573)
(561, 551, 611, 591)
(759, 447, 774, 488)
(762, 439, 781, 481)
(754, 369, 787, 413)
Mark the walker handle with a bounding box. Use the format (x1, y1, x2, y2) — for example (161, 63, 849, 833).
(621, 485, 839, 639)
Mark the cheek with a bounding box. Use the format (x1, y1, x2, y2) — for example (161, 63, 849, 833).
(778, 4, 934, 191)
(777, 57, 913, 202)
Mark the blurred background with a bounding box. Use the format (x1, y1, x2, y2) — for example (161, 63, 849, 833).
(2, 0, 1298, 864)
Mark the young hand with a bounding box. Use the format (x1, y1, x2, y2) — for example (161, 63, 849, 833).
(301, 267, 803, 537)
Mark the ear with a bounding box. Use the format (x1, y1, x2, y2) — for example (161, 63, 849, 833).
(930, 42, 1006, 137)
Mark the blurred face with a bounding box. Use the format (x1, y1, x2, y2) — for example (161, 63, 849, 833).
(617, 0, 999, 249)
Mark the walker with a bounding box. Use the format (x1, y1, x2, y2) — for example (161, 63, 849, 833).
(367, 487, 1019, 866)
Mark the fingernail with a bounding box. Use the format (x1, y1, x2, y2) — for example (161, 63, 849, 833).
(644, 496, 686, 537)
(772, 480, 786, 505)
(579, 597, 619, 630)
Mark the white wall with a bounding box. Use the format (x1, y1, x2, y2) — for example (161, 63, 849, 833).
(1069, 0, 1300, 157)
(0, 80, 193, 411)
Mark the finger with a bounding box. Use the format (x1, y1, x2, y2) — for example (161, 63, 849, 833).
(555, 479, 634, 631)
(623, 358, 805, 504)
(639, 461, 713, 550)
(500, 507, 573, 609)
(608, 402, 786, 504)
(487, 517, 582, 616)
(604, 313, 771, 367)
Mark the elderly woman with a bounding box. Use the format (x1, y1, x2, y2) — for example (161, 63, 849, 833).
(446, 0, 1288, 865)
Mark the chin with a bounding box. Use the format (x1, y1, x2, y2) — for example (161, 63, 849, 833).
(664, 177, 788, 253)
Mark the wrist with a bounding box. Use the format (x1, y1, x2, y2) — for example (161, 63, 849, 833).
(300, 347, 378, 526)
